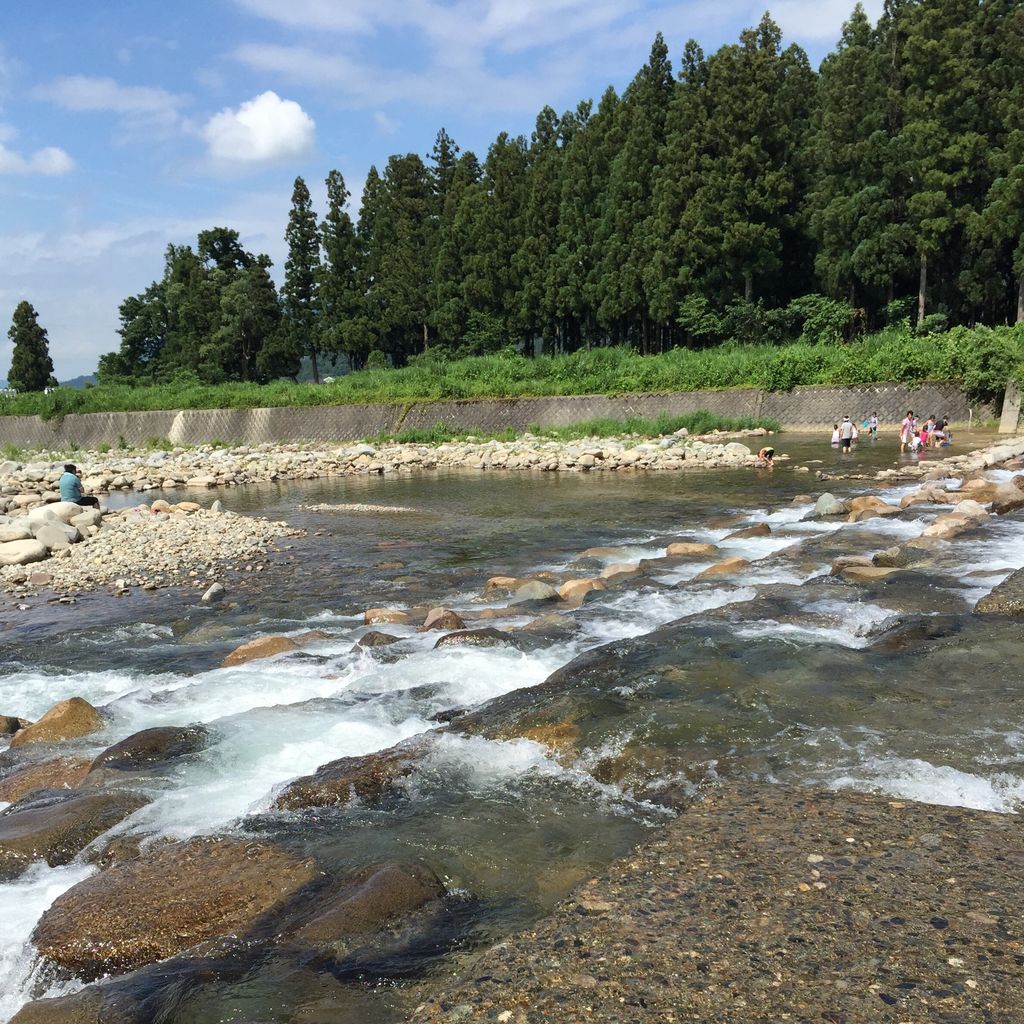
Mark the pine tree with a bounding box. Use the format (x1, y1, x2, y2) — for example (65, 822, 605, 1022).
(7, 301, 56, 392)
(594, 33, 674, 348)
(364, 154, 434, 361)
(282, 176, 322, 379)
(213, 257, 282, 382)
(318, 170, 367, 366)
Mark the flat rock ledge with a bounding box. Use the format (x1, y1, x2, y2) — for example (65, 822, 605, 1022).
(409, 784, 1024, 1024)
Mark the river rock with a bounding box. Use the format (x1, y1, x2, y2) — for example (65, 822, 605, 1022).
(599, 561, 641, 580)
(0, 525, 32, 543)
(557, 578, 606, 604)
(0, 715, 31, 735)
(27, 501, 87, 525)
(579, 546, 630, 559)
(483, 575, 526, 595)
(976, 567, 1024, 615)
(724, 523, 771, 539)
(0, 756, 92, 804)
(694, 557, 751, 580)
(841, 565, 902, 582)
(358, 630, 400, 647)
(814, 493, 847, 517)
(0, 788, 148, 880)
(88, 725, 209, 775)
(665, 542, 719, 557)
(364, 608, 412, 625)
(991, 482, 1024, 515)
(275, 741, 427, 810)
(32, 836, 320, 978)
(294, 862, 445, 948)
(31, 521, 81, 550)
(418, 608, 467, 633)
(200, 582, 225, 604)
(70, 509, 103, 530)
(0, 539, 48, 566)
(221, 635, 297, 667)
(9, 698, 104, 748)
(509, 580, 560, 604)
(433, 627, 516, 650)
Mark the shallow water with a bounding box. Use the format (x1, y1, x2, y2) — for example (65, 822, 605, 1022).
(1, 431, 1019, 1022)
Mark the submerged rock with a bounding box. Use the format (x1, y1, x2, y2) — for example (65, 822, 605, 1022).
(0, 788, 148, 880)
(293, 862, 445, 950)
(32, 837, 320, 978)
(9, 698, 104, 749)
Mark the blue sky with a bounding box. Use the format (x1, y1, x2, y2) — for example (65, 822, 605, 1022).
(0, 0, 878, 379)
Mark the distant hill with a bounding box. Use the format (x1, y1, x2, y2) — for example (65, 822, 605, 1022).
(60, 374, 97, 389)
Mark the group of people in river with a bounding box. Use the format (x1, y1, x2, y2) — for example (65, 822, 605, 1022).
(830, 413, 877, 452)
(898, 411, 952, 453)
(828, 411, 953, 455)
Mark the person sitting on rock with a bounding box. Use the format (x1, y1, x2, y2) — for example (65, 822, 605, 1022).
(59, 463, 99, 508)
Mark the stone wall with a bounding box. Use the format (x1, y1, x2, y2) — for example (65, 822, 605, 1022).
(0, 382, 996, 451)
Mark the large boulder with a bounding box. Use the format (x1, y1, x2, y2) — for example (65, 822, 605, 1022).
(31, 521, 81, 550)
(0, 756, 92, 804)
(32, 837, 320, 978)
(0, 525, 32, 543)
(220, 635, 297, 668)
(88, 726, 209, 775)
(294, 862, 445, 949)
(275, 741, 426, 811)
(976, 567, 1024, 615)
(557, 578, 606, 605)
(0, 788, 148, 880)
(0, 539, 48, 567)
(417, 608, 467, 633)
(509, 580, 560, 604)
(28, 501, 87, 525)
(694, 557, 751, 580)
(991, 483, 1024, 515)
(10, 698, 104, 748)
(665, 541, 719, 558)
(814, 493, 847, 517)
(70, 508, 103, 530)
(433, 627, 516, 650)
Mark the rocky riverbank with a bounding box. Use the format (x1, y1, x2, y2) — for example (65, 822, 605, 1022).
(0, 498, 297, 598)
(407, 783, 1024, 1024)
(0, 428, 773, 499)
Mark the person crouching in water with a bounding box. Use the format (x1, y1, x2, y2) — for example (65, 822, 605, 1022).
(758, 445, 775, 467)
(59, 464, 100, 508)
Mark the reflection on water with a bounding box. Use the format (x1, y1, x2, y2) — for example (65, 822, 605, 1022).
(0, 431, 1019, 1022)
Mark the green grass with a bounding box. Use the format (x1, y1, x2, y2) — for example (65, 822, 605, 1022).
(1, 323, 1020, 420)
(367, 411, 777, 446)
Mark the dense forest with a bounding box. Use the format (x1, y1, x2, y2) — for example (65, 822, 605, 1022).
(96, 1, 1024, 388)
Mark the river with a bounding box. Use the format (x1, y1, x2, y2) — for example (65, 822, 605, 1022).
(2, 433, 1022, 1022)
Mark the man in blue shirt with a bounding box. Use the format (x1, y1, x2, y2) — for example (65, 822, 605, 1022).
(58, 464, 99, 508)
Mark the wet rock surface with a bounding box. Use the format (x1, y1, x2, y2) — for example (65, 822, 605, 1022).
(408, 784, 1024, 1024)
(32, 836, 320, 977)
(88, 725, 209, 775)
(0, 755, 92, 804)
(0, 787, 148, 880)
(975, 566, 1024, 615)
(9, 697, 103, 748)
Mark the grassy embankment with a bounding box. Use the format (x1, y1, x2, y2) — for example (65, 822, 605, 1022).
(2, 325, 1019, 422)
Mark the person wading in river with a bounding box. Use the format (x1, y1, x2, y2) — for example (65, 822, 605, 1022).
(59, 464, 100, 508)
(838, 415, 855, 453)
(899, 410, 915, 452)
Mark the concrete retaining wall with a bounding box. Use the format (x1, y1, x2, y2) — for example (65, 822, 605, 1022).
(0, 383, 996, 451)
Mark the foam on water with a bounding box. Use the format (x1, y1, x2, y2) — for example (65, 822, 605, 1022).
(828, 755, 1024, 814)
(0, 862, 94, 1021)
(731, 598, 895, 649)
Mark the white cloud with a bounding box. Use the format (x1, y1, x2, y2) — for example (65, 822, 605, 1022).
(373, 111, 399, 135)
(203, 90, 315, 164)
(35, 76, 192, 137)
(0, 125, 74, 176)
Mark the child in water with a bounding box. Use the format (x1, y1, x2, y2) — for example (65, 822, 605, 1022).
(831, 423, 840, 445)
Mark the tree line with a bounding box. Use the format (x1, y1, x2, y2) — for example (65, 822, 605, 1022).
(78, 1, 1024, 386)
